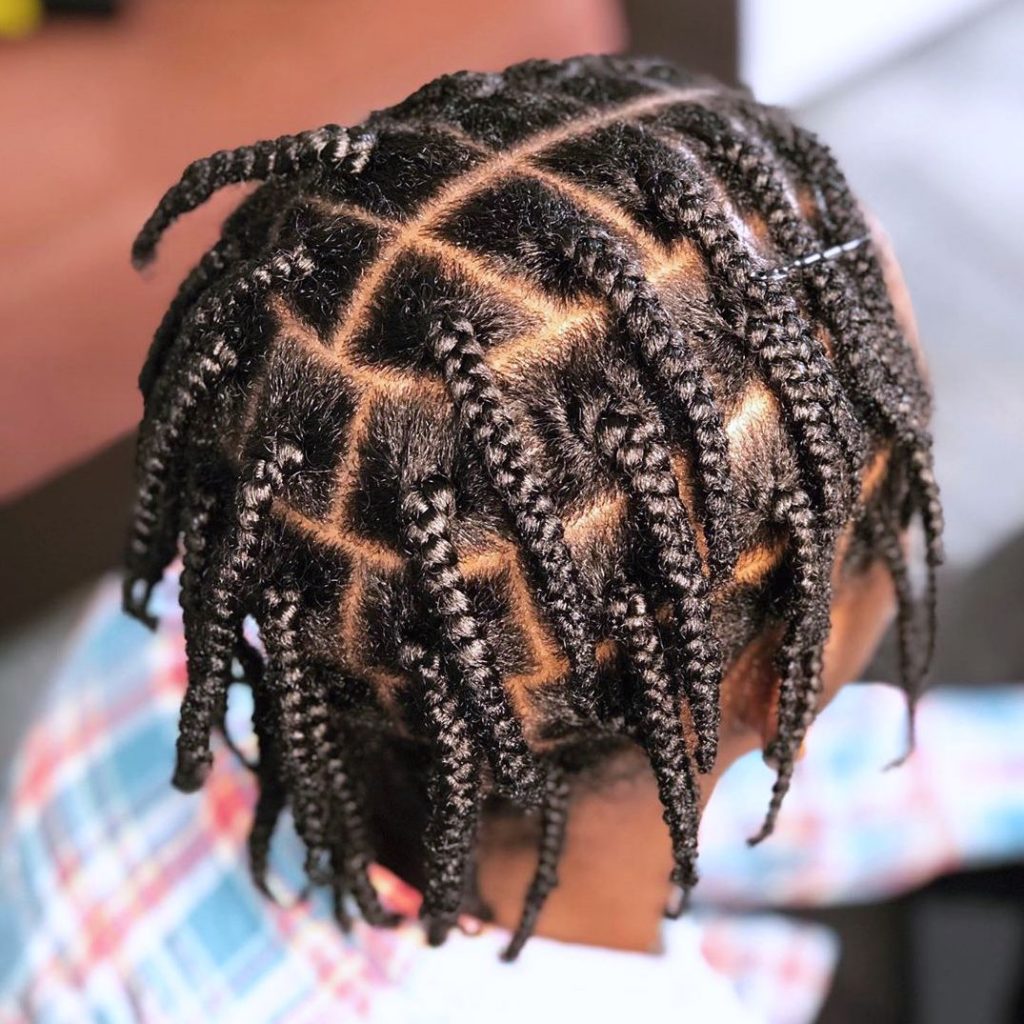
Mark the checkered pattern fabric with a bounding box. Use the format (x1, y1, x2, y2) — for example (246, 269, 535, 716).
(2, 574, 1023, 1022)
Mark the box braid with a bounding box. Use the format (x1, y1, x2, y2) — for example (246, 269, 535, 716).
(607, 582, 700, 893)
(125, 54, 941, 957)
(258, 586, 337, 884)
(747, 453, 830, 843)
(321, 701, 402, 929)
(217, 640, 261, 772)
(501, 764, 571, 961)
(396, 635, 481, 945)
(593, 404, 721, 772)
(424, 314, 599, 714)
(729, 99, 944, 668)
(138, 180, 292, 405)
(399, 472, 540, 799)
(131, 124, 375, 270)
(247, 721, 288, 900)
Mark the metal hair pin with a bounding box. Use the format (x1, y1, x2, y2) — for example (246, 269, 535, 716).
(753, 235, 869, 282)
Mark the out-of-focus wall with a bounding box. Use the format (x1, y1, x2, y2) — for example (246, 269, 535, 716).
(0, 0, 625, 503)
(0, 0, 624, 626)
(740, 0, 1001, 104)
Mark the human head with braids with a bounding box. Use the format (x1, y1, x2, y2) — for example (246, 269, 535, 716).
(125, 54, 942, 960)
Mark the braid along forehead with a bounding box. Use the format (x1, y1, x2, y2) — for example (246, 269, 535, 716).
(127, 54, 940, 956)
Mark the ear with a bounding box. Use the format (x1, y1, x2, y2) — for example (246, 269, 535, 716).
(862, 208, 929, 383)
(717, 627, 785, 753)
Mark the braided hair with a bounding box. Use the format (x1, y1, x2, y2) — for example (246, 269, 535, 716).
(126, 55, 941, 957)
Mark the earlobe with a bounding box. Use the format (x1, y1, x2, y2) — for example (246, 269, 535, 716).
(717, 628, 784, 754)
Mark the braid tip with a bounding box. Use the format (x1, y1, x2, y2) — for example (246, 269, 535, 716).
(122, 574, 160, 630)
(746, 818, 776, 847)
(500, 934, 529, 963)
(130, 236, 158, 272)
(171, 751, 213, 793)
(304, 850, 335, 889)
(884, 698, 919, 771)
(251, 871, 310, 912)
(368, 908, 403, 930)
(663, 880, 693, 919)
(423, 915, 455, 947)
(332, 886, 354, 933)
(249, 870, 276, 903)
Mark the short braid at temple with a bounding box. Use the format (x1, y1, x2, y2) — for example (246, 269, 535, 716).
(126, 54, 941, 957)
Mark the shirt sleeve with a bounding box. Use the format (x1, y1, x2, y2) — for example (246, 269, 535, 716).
(695, 681, 1024, 908)
(0, 575, 415, 1023)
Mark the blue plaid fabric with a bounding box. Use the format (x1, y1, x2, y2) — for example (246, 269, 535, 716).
(2, 574, 1023, 1023)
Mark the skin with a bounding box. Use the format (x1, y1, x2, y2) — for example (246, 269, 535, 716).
(472, 221, 922, 952)
(475, 556, 897, 952)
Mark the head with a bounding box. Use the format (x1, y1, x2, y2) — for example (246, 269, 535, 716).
(125, 56, 942, 959)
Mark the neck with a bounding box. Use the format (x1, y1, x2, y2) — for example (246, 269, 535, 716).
(477, 750, 673, 952)
(369, 729, 759, 953)
(476, 725, 759, 952)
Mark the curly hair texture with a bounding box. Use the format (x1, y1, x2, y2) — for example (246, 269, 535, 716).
(125, 55, 941, 957)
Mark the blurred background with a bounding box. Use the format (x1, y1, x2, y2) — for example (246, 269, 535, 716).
(1, 1, 1021, 1020)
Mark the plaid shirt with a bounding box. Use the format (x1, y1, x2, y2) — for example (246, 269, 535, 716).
(2, 574, 1023, 1023)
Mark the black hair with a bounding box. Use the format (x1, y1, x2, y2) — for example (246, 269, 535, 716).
(125, 55, 941, 957)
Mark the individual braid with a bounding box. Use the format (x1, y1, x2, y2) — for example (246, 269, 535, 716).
(400, 472, 541, 801)
(594, 405, 721, 773)
(259, 587, 335, 884)
(322, 708, 400, 928)
(131, 125, 372, 268)
(247, 682, 288, 899)
(138, 180, 291, 404)
(124, 249, 315, 618)
(748, 459, 829, 843)
(177, 465, 227, 752)
(425, 314, 599, 714)
(216, 637, 261, 774)
(865, 500, 922, 757)
(139, 237, 242, 404)
(553, 225, 739, 583)
(501, 764, 571, 961)
(607, 583, 700, 893)
(172, 440, 303, 791)
(397, 635, 481, 945)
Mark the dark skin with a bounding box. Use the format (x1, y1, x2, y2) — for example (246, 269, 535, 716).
(476, 555, 897, 952)
(368, 550, 899, 952)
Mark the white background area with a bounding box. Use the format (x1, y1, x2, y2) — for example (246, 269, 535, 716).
(740, 0, 1002, 104)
